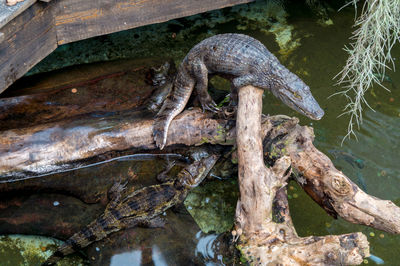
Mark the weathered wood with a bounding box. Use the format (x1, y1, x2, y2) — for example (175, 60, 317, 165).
(0, 108, 229, 180)
(0, 1, 57, 95)
(1, 95, 399, 238)
(0, 0, 35, 28)
(55, 0, 254, 45)
(234, 85, 369, 265)
(0, 64, 399, 237)
(235, 85, 271, 233)
(266, 118, 400, 234)
(0, 0, 254, 94)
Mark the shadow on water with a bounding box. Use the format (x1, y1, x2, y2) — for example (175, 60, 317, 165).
(0, 0, 399, 265)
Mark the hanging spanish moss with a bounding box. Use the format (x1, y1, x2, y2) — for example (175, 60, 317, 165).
(335, 0, 400, 141)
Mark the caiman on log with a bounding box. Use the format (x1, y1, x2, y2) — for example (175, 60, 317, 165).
(42, 154, 219, 265)
(154, 33, 324, 149)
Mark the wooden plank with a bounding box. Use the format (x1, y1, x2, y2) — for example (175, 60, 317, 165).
(55, 0, 254, 45)
(0, 0, 36, 29)
(0, 2, 57, 95)
(0, 0, 253, 94)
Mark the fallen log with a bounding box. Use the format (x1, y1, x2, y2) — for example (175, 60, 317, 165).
(1, 105, 399, 237)
(234, 85, 369, 265)
(0, 108, 229, 181)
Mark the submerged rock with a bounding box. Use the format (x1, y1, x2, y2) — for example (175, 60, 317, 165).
(184, 177, 239, 234)
(0, 234, 84, 265)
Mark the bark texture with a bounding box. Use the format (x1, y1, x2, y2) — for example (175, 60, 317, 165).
(1, 105, 399, 238)
(234, 85, 369, 265)
(265, 116, 400, 235)
(2, 88, 400, 265)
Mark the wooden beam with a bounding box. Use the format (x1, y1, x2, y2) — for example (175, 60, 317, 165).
(0, 2, 57, 95)
(0, 0, 36, 29)
(54, 0, 253, 45)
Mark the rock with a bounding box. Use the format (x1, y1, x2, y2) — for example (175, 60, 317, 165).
(184, 177, 239, 234)
(0, 234, 84, 265)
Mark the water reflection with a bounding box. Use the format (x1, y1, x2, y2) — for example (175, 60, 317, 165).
(110, 246, 169, 266)
(341, 110, 400, 199)
(195, 231, 224, 265)
(110, 250, 142, 266)
(152, 245, 168, 266)
(369, 254, 385, 265)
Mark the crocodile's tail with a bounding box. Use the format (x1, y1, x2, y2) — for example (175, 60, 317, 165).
(153, 69, 194, 150)
(42, 214, 119, 265)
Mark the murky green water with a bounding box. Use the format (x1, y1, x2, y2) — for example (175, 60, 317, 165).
(2, 0, 400, 265)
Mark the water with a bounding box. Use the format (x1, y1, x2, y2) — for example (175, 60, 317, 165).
(1, 0, 400, 265)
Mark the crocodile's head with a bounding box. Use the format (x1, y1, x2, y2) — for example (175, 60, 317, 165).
(269, 70, 324, 120)
(182, 154, 220, 188)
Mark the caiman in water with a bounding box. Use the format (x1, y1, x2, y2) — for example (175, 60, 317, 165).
(154, 33, 324, 149)
(42, 154, 219, 265)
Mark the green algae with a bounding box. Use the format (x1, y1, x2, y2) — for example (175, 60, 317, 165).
(0, 235, 84, 266)
(184, 178, 239, 234)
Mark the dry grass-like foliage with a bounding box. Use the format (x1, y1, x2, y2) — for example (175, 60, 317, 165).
(335, 0, 400, 141)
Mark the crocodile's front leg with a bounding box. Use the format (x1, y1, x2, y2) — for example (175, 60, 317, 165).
(192, 58, 219, 113)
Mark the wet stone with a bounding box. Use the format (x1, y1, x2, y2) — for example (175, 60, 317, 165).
(184, 177, 239, 234)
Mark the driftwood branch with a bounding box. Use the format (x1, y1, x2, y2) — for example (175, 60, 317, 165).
(234, 85, 369, 265)
(264, 116, 400, 234)
(1, 104, 399, 237)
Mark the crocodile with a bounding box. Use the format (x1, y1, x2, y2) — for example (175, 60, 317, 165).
(42, 154, 219, 265)
(153, 33, 324, 149)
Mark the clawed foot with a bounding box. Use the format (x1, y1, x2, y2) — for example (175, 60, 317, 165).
(154, 130, 166, 150)
(199, 91, 219, 113)
(201, 99, 219, 113)
(153, 119, 167, 150)
(108, 178, 128, 208)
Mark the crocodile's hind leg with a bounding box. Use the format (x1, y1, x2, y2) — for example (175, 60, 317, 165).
(156, 161, 176, 183)
(153, 70, 195, 150)
(192, 58, 219, 113)
(107, 179, 128, 209)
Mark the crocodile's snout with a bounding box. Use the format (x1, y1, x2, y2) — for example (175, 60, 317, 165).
(310, 106, 324, 120)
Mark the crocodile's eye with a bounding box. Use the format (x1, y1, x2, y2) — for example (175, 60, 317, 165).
(293, 91, 303, 100)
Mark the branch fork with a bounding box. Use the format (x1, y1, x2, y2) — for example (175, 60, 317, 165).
(234, 85, 370, 265)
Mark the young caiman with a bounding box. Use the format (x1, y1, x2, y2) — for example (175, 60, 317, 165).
(154, 33, 324, 149)
(42, 154, 219, 265)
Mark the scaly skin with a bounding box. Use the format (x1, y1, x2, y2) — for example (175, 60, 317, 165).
(154, 33, 324, 149)
(43, 154, 219, 265)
